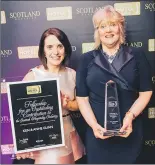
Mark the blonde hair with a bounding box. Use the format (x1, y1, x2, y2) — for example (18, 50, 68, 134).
(92, 5, 126, 49)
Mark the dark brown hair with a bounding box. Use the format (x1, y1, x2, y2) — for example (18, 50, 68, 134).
(38, 28, 72, 69)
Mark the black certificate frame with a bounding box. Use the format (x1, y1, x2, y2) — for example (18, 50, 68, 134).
(7, 78, 65, 153)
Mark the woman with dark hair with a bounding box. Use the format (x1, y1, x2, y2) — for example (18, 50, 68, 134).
(76, 5, 153, 164)
(16, 28, 85, 164)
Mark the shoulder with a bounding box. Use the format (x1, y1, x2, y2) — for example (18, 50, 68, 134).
(124, 45, 144, 57)
(131, 47, 142, 55)
(82, 50, 96, 59)
(22, 65, 42, 81)
(132, 48, 148, 64)
(23, 70, 35, 81)
(65, 67, 76, 83)
(66, 67, 76, 77)
(123, 45, 146, 61)
(79, 50, 97, 66)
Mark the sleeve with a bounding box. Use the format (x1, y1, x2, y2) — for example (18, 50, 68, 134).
(135, 49, 153, 92)
(76, 54, 89, 97)
(70, 68, 76, 82)
(22, 68, 35, 81)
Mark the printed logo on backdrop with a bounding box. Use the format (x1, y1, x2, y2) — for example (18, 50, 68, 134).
(145, 140, 155, 147)
(10, 11, 40, 20)
(1, 79, 7, 94)
(46, 7, 72, 21)
(1, 144, 14, 155)
(145, 2, 155, 12)
(148, 107, 155, 119)
(11, 154, 16, 159)
(71, 46, 76, 52)
(125, 41, 143, 48)
(1, 116, 11, 124)
(1, 50, 12, 58)
(152, 76, 155, 84)
(148, 39, 155, 51)
(82, 42, 95, 53)
(114, 2, 140, 16)
(76, 6, 104, 16)
(17, 46, 39, 59)
(1, 11, 6, 24)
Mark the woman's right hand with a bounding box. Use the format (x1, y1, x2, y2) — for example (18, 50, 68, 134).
(16, 152, 33, 160)
(60, 91, 70, 109)
(92, 123, 113, 140)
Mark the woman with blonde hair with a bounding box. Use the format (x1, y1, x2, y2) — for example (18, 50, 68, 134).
(76, 5, 153, 163)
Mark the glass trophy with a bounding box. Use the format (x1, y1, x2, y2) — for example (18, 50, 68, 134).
(104, 80, 126, 136)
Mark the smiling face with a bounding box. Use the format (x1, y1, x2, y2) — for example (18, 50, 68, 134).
(44, 35, 65, 67)
(98, 21, 120, 48)
(92, 6, 125, 49)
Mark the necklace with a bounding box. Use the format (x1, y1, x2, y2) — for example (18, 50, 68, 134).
(102, 47, 120, 63)
(105, 52, 117, 63)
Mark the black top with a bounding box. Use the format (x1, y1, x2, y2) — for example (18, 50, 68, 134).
(76, 45, 153, 164)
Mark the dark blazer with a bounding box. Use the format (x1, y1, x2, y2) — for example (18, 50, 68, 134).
(76, 45, 153, 164)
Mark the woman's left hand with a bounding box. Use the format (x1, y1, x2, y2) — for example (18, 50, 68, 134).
(119, 114, 133, 138)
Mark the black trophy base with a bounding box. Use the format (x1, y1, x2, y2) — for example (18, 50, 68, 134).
(103, 130, 126, 136)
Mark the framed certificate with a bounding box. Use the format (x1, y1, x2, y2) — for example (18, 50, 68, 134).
(7, 78, 65, 153)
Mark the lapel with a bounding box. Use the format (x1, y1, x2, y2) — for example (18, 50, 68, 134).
(94, 45, 133, 74)
(112, 45, 133, 72)
(93, 45, 135, 91)
(94, 49, 112, 75)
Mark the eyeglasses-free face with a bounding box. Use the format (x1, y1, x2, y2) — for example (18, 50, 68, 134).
(98, 21, 121, 48)
(44, 35, 65, 67)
